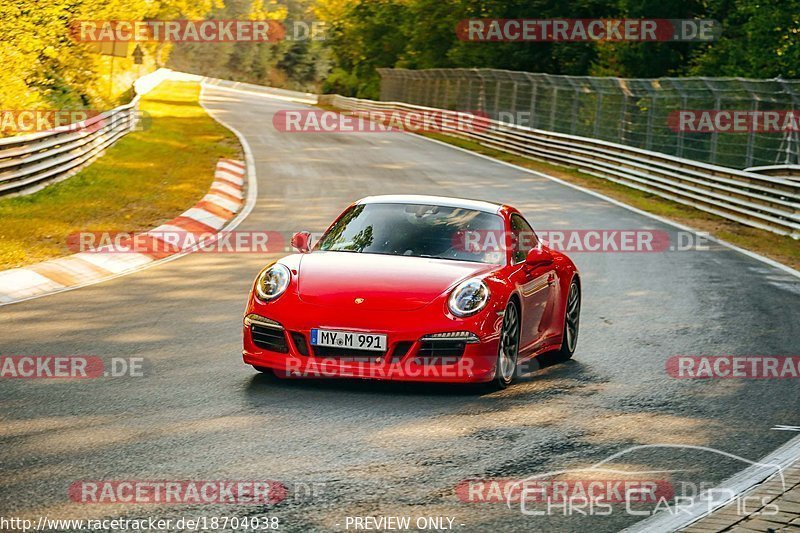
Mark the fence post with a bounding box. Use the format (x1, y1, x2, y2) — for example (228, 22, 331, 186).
(510, 80, 518, 119)
(493, 77, 502, 119)
(777, 79, 800, 165)
(673, 80, 688, 159)
(705, 80, 721, 164)
(594, 91, 603, 138)
(477, 70, 487, 114)
(620, 93, 628, 144)
(746, 98, 758, 167)
(570, 80, 580, 135)
(645, 92, 656, 150)
(525, 73, 538, 129)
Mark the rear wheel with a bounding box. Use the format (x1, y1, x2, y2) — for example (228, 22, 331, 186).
(489, 301, 520, 390)
(555, 279, 581, 360)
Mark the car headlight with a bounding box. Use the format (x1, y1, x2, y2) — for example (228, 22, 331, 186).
(448, 278, 490, 317)
(255, 263, 291, 301)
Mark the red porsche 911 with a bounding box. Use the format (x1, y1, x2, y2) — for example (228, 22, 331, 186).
(242, 195, 580, 388)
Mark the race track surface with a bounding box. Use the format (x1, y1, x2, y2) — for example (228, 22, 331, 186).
(1, 85, 798, 532)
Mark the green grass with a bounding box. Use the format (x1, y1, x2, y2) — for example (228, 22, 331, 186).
(0, 81, 241, 269)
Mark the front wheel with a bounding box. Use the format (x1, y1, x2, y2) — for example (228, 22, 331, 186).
(555, 279, 581, 360)
(488, 301, 520, 390)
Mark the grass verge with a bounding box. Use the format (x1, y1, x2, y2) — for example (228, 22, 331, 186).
(0, 81, 240, 270)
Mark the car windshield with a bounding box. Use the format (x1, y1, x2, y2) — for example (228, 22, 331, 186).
(315, 202, 505, 264)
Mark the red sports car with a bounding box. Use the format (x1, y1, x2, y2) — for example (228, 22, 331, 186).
(242, 195, 580, 388)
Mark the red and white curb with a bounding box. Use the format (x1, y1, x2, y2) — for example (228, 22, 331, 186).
(0, 158, 246, 304)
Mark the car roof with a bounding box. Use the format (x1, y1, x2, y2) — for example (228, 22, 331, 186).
(356, 194, 504, 214)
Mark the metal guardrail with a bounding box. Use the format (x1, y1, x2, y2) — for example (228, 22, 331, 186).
(746, 165, 800, 181)
(330, 95, 800, 238)
(0, 70, 172, 197)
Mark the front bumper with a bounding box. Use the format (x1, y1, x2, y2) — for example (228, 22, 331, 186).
(242, 297, 503, 383)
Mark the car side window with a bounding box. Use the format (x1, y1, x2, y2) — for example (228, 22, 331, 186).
(511, 214, 538, 264)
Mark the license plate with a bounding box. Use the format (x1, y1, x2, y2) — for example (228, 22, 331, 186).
(310, 329, 387, 351)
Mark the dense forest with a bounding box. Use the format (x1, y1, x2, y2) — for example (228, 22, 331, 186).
(1, 0, 798, 108)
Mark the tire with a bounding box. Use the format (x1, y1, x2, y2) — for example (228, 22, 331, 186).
(488, 300, 521, 390)
(555, 279, 581, 361)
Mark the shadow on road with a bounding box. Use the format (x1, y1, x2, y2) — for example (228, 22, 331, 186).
(242, 351, 578, 399)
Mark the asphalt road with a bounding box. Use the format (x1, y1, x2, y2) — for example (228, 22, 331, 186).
(0, 84, 798, 532)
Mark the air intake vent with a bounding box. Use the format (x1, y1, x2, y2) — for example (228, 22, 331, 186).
(416, 340, 466, 364)
(290, 332, 309, 356)
(391, 341, 413, 362)
(251, 324, 288, 353)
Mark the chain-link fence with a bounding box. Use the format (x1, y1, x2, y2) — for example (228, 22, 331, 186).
(377, 68, 800, 170)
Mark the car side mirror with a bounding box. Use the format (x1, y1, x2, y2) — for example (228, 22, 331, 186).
(525, 247, 553, 267)
(291, 231, 312, 253)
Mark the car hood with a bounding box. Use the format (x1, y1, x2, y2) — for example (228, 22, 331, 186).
(295, 252, 496, 311)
